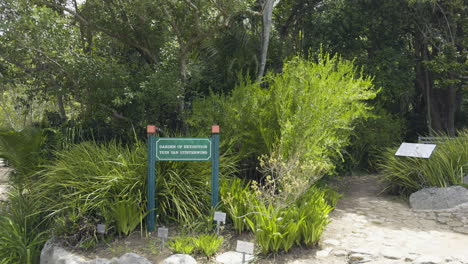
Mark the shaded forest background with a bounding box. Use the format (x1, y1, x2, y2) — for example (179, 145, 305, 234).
(0, 0, 466, 171)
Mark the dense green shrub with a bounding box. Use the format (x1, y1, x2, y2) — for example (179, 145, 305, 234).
(0, 189, 50, 264)
(169, 234, 223, 258)
(35, 139, 237, 247)
(189, 54, 377, 192)
(0, 127, 45, 186)
(221, 178, 336, 254)
(342, 108, 405, 172)
(378, 129, 468, 195)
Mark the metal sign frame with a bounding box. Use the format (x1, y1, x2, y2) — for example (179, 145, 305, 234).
(146, 125, 220, 231)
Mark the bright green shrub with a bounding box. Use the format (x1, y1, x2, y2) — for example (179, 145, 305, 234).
(221, 178, 335, 255)
(220, 178, 257, 234)
(189, 54, 377, 190)
(0, 189, 50, 264)
(36, 139, 237, 247)
(244, 187, 333, 254)
(379, 129, 468, 195)
(168, 236, 196, 254)
(193, 234, 224, 258)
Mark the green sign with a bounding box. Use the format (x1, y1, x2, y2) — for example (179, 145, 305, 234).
(156, 138, 211, 161)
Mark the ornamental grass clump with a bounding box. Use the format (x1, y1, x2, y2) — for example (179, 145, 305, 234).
(36, 139, 237, 247)
(379, 129, 468, 195)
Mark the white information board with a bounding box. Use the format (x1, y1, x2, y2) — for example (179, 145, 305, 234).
(236, 240, 254, 255)
(395, 143, 436, 159)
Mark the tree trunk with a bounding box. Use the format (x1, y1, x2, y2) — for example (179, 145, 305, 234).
(257, 0, 277, 82)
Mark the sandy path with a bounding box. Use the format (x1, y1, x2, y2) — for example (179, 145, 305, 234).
(280, 175, 468, 264)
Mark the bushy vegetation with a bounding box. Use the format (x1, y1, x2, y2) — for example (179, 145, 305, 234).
(190, 54, 377, 195)
(0, 189, 50, 264)
(379, 129, 468, 195)
(169, 234, 224, 258)
(221, 178, 337, 254)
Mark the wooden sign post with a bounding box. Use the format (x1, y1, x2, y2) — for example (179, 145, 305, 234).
(146, 125, 220, 231)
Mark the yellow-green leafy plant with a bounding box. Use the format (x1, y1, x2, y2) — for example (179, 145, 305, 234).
(168, 236, 195, 254)
(193, 234, 224, 258)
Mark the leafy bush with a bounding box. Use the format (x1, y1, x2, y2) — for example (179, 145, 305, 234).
(189, 54, 377, 192)
(193, 234, 224, 258)
(0, 127, 45, 186)
(342, 108, 405, 172)
(220, 178, 256, 234)
(0, 189, 50, 264)
(169, 234, 223, 257)
(168, 236, 196, 254)
(36, 138, 237, 247)
(245, 187, 333, 254)
(378, 129, 468, 195)
(108, 191, 146, 236)
(221, 178, 335, 254)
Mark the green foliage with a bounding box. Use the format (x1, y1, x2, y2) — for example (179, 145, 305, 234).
(108, 192, 146, 236)
(0, 127, 45, 185)
(192, 234, 224, 258)
(221, 178, 335, 254)
(190, 54, 377, 191)
(35, 138, 237, 247)
(244, 187, 333, 254)
(0, 189, 50, 264)
(168, 236, 196, 255)
(378, 129, 468, 195)
(220, 178, 256, 234)
(343, 108, 406, 172)
(169, 234, 223, 258)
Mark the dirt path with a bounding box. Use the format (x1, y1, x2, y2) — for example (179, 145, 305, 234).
(0, 167, 10, 201)
(281, 175, 468, 264)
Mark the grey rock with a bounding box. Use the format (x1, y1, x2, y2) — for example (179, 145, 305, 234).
(162, 254, 197, 264)
(316, 248, 331, 258)
(409, 186, 468, 210)
(463, 175, 468, 184)
(380, 248, 403, 260)
(322, 239, 340, 247)
(40, 239, 153, 264)
(112, 253, 152, 264)
(412, 256, 443, 264)
(333, 250, 348, 257)
(215, 251, 254, 264)
(348, 253, 372, 263)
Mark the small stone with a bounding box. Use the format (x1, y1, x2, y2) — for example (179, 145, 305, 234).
(350, 247, 378, 256)
(446, 220, 464, 227)
(162, 254, 197, 264)
(316, 248, 332, 258)
(323, 239, 340, 247)
(452, 226, 468, 234)
(113, 253, 152, 264)
(412, 255, 443, 264)
(216, 251, 254, 264)
(349, 253, 371, 263)
(380, 248, 403, 260)
(436, 217, 450, 224)
(333, 250, 347, 257)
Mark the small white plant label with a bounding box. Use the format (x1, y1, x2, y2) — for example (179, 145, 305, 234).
(96, 224, 106, 234)
(236, 240, 254, 255)
(157, 227, 169, 239)
(214, 211, 226, 223)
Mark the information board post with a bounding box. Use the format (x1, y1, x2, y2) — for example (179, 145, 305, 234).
(147, 125, 157, 232)
(211, 125, 220, 207)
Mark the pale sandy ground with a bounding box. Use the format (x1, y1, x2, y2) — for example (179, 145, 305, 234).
(277, 175, 468, 264)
